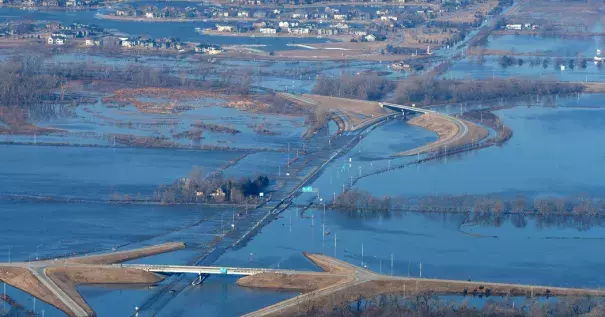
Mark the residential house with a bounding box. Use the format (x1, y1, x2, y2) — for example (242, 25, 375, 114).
(365, 34, 376, 42)
(290, 27, 309, 34)
(48, 36, 66, 45)
(210, 187, 226, 202)
(145, 12, 154, 18)
(237, 10, 249, 17)
(333, 14, 347, 20)
(216, 25, 234, 32)
(84, 39, 100, 46)
(252, 11, 266, 18)
(195, 44, 223, 54)
(259, 27, 276, 34)
(506, 24, 522, 30)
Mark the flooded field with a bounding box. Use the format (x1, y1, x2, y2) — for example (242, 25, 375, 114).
(3, 5, 605, 316)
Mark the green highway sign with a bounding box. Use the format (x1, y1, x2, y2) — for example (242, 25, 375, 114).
(302, 186, 314, 193)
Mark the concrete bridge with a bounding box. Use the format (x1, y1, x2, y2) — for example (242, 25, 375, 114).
(116, 263, 300, 276)
(379, 102, 433, 119)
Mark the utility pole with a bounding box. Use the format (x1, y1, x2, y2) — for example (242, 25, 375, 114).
(334, 234, 337, 256)
(322, 223, 325, 243)
(361, 242, 364, 267)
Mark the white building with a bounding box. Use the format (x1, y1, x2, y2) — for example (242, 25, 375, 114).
(290, 28, 310, 34)
(506, 24, 522, 30)
(259, 28, 277, 34)
(145, 12, 154, 18)
(216, 25, 234, 32)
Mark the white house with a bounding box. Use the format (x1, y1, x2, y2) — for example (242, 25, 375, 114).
(259, 28, 277, 34)
(290, 28, 310, 34)
(48, 36, 66, 45)
(145, 12, 154, 18)
(506, 24, 522, 30)
(237, 11, 249, 17)
(216, 25, 234, 32)
(333, 14, 347, 20)
(278, 21, 289, 28)
(365, 34, 376, 42)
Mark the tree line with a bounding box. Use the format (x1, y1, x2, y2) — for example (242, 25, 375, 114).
(312, 73, 395, 101)
(298, 292, 605, 317)
(392, 78, 584, 106)
(333, 189, 605, 217)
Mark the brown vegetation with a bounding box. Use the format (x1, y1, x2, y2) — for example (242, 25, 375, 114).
(297, 94, 386, 128)
(293, 285, 605, 317)
(238, 273, 348, 292)
(0, 267, 73, 316)
(312, 74, 395, 101)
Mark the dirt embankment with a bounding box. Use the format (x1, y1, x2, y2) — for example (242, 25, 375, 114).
(303, 253, 357, 274)
(409, 113, 458, 140)
(0, 267, 73, 316)
(68, 242, 185, 265)
(237, 273, 347, 292)
(398, 113, 489, 156)
(287, 94, 386, 129)
(581, 82, 605, 93)
(46, 266, 163, 317)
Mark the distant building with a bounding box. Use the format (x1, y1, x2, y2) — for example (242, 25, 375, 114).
(216, 25, 234, 32)
(259, 28, 276, 34)
(506, 24, 522, 30)
(48, 36, 66, 45)
(365, 34, 376, 42)
(290, 28, 309, 34)
(145, 12, 154, 18)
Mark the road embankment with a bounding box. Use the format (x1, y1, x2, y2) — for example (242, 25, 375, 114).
(397, 112, 487, 156)
(46, 266, 164, 316)
(237, 273, 348, 292)
(0, 267, 73, 316)
(67, 242, 186, 265)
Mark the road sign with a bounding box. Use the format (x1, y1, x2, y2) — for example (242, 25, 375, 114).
(302, 186, 314, 193)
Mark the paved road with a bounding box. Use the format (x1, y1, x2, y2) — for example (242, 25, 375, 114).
(383, 102, 469, 156)
(0, 261, 90, 317)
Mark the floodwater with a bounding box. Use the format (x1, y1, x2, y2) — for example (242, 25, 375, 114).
(355, 101, 605, 198)
(4, 13, 605, 317)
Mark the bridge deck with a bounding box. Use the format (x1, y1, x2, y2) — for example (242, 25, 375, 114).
(117, 264, 306, 276)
